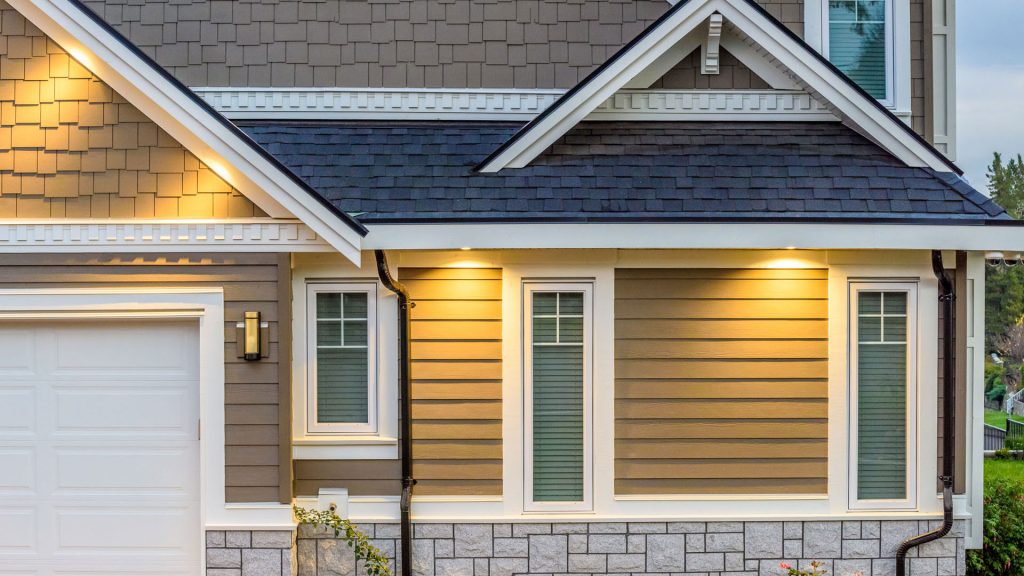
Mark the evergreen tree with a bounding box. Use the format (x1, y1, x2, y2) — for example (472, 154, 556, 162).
(988, 152, 1024, 219)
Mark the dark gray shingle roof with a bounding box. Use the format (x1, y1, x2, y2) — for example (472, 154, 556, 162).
(241, 121, 1007, 224)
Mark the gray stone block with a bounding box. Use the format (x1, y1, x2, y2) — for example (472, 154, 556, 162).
(919, 537, 956, 558)
(489, 557, 528, 576)
(685, 533, 705, 553)
(208, 570, 242, 576)
(874, 558, 897, 576)
(529, 535, 568, 573)
(513, 523, 552, 537)
(707, 532, 743, 553)
(318, 539, 355, 576)
(667, 522, 706, 534)
(627, 522, 666, 534)
(833, 558, 871, 575)
(842, 538, 879, 559)
(881, 522, 923, 557)
(473, 558, 488, 576)
(909, 557, 939, 576)
(646, 534, 686, 572)
(627, 535, 645, 553)
(553, 523, 589, 534)
(783, 522, 803, 540)
(435, 539, 454, 558)
(725, 552, 745, 571)
(375, 524, 401, 539)
(588, 534, 626, 554)
(209, 548, 243, 569)
(494, 538, 528, 558)
(862, 521, 881, 539)
(242, 549, 283, 576)
(228, 531, 253, 548)
(253, 531, 295, 549)
(412, 538, 435, 576)
(607, 553, 645, 572)
(588, 523, 627, 534)
(208, 531, 227, 548)
(436, 558, 473, 576)
(803, 522, 843, 559)
(493, 524, 512, 538)
(568, 553, 607, 573)
(783, 539, 802, 559)
(745, 523, 783, 559)
(687, 552, 725, 571)
(843, 521, 861, 539)
(416, 524, 454, 539)
(297, 539, 316, 576)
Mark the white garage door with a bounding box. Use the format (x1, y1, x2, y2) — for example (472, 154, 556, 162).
(0, 319, 201, 575)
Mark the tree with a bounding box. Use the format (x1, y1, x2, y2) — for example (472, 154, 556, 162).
(987, 152, 1024, 219)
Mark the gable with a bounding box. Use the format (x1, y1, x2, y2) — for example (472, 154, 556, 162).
(0, 5, 262, 219)
(475, 0, 956, 176)
(647, 47, 769, 90)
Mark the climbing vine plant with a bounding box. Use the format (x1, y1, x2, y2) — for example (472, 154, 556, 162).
(294, 505, 394, 576)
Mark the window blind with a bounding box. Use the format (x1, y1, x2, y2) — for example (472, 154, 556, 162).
(828, 0, 888, 100)
(316, 292, 369, 424)
(857, 291, 908, 500)
(532, 292, 585, 502)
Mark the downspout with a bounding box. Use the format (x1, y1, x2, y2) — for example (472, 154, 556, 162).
(375, 250, 415, 576)
(895, 250, 958, 576)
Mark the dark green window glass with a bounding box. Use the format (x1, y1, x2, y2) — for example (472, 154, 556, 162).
(829, 0, 889, 100)
(857, 290, 909, 500)
(316, 291, 370, 424)
(532, 291, 586, 502)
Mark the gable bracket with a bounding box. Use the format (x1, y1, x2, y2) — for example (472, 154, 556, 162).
(701, 13, 724, 75)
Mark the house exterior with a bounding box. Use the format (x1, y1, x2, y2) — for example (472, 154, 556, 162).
(0, 0, 1018, 575)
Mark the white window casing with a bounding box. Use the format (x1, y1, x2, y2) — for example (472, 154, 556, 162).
(848, 281, 919, 511)
(523, 281, 594, 513)
(305, 282, 379, 436)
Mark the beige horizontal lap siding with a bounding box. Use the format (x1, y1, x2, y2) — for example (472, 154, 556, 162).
(615, 268, 828, 495)
(0, 253, 289, 504)
(294, 460, 401, 497)
(0, 6, 261, 218)
(403, 267, 503, 496)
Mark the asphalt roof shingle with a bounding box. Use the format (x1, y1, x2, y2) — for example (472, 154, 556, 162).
(241, 121, 1008, 224)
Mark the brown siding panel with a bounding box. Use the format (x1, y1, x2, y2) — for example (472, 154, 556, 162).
(614, 268, 828, 495)
(0, 253, 288, 503)
(403, 267, 503, 496)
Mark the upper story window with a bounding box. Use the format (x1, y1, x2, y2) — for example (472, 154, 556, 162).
(825, 0, 894, 104)
(306, 282, 377, 435)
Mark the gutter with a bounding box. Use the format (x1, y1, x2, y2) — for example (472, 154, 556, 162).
(895, 250, 958, 576)
(374, 250, 416, 576)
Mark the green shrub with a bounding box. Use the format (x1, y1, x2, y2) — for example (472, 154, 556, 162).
(994, 448, 1013, 460)
(1008, 437, 1024, 451)
(968, 479, 1024, 575)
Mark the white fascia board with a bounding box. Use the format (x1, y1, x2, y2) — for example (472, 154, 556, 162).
(363, 222, 1024, 252)
(9, 0, 364, 263)
(478, 0, 956, 174)
(478, 0, 719, 171)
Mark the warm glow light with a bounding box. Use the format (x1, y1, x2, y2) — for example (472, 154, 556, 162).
(207, 161, 232, 182)
(67, 48, 93, 72)
(460, 246, 472, 251)
(785, 246, 796, 250)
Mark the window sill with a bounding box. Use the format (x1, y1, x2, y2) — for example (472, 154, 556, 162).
(292, 436, 398, 460)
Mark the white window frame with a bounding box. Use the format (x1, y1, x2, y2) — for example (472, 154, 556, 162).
(522, 281, 594, 513)
(848, 281, 919, 511)
(808, 0, 911, 115)
(306, 281, 378, 435)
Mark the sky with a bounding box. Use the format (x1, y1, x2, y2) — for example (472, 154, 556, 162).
(957, 0, 1024, 189)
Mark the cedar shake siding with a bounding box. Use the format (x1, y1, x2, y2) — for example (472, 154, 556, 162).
(404, 267, 504, 496)
(0, 4, 261, 218)
(614, 268, 829, 495)
(0, 253, 291, 504)
(648, 47, 770, 90)
(81, 0, 802, 89)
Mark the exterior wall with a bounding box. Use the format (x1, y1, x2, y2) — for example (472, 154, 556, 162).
(648, 48, 770, 90)
(911, 0, 927, 137)
(295, 459, 401, 498)
(292, 520, 965, 576)
(206, 529, 297, 576)
(0, 4, 261, 218)
(403, 267, 504, 496)
(0, 253, 291, 504)
(614, 268, 828, 495)
(82, 0, 803, 89)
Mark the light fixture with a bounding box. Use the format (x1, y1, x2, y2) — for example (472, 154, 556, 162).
(460, 246, 472, 251)
(238, 311, 265, 361)
(785, 246, 796, 250)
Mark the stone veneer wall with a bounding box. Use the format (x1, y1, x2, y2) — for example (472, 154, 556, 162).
(206, 530, 297, 576)
(281, 520, 966, 576)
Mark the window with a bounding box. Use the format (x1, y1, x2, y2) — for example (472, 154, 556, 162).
(307, 282, 377, 434)
(825, 0, 893, 104)
(523, 283, 593, 511)
(849, 283, 917, 510)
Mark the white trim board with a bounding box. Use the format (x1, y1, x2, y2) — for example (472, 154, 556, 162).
(195, 87, 837, 122)
(5, 0, 365, 263)
(364, 222, 1024, 252)
(0, 219, 332, 252)
(475, 0, 956, 174)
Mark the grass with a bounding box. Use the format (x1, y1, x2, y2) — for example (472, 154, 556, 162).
(986, 457, 1024, 483)
(987, 409, 1010, 428)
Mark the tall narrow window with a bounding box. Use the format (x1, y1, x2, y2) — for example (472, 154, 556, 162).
(850, 283, 917, 509)
(826, 0, 892, 102)
(524, 283, 592, 511)
(307, 283, 377, 434)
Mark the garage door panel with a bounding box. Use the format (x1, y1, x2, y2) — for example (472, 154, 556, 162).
(0, 508, 35, 551)
(55, 507, 197, 554)
(0, 327, 37, 378)
(55, 449, 196, 494)
(54, 390, 192, 436)
(0, 391, 34, 435)
(52, 323, 197, 380)
(0, 450, 33, 494)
